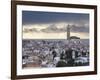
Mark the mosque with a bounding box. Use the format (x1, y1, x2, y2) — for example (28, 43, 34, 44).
(67, 24, 80, 40)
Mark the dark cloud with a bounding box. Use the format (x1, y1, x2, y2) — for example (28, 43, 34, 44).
(22, 11, 89, 25)
(22, 11, 89, 34)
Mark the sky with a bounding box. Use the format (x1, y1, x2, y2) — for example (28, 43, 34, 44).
(22, 11, 89, 39)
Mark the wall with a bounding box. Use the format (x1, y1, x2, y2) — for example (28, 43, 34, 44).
(0, 0, 99, 80)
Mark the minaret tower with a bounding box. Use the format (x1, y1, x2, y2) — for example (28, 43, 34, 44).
(67, 24, 70, 40)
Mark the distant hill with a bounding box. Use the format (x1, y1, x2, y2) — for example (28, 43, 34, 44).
(69, 36, 80, 39)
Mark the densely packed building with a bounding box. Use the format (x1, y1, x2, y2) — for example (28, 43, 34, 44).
(22, 39, 89, 68)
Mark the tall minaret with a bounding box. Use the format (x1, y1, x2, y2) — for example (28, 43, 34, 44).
(67, 24, 70, 40)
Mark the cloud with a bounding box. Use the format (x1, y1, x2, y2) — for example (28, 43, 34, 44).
(70, 25, 89, 33)
(41, 24, 66, 33)
(23, 23, 89, 34)
(23, 28, 38, 33)
(40, 24, 89, 33)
